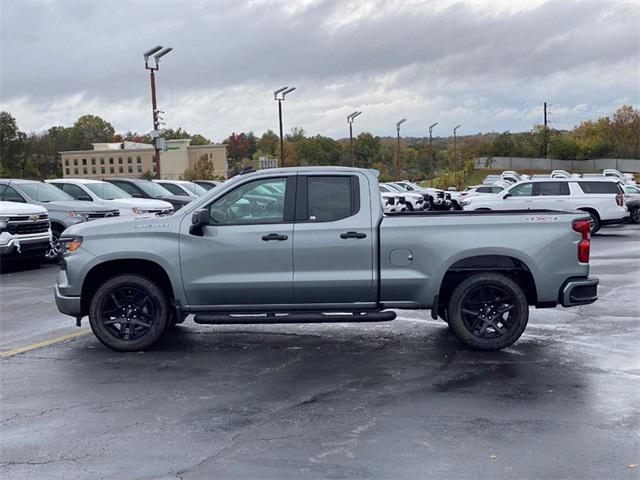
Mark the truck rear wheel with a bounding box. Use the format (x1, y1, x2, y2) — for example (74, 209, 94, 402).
(447, 272, 528, 350)
(89, 274, 169, 351)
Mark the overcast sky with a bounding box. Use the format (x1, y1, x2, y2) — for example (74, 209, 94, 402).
(1, 0, 638, 141)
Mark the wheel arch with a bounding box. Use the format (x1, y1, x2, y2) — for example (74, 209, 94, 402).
(436, 254, 538, 312)
(80, 259, 175, 317)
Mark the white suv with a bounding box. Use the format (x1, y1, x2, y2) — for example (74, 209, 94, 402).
(461, 178, 628, 233)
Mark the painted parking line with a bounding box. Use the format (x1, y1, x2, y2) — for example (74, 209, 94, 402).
(0, 329, 92, 359)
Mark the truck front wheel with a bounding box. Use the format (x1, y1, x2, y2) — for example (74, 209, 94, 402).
(89, 274, 170, 351)
(447, 273, 528, 351)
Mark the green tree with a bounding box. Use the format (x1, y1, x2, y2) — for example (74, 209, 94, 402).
(294, 135, 341, 166)
(68, 115, 115, 150)
(353, 132, 381, 169)
(257, 130, 279, 157)
(0, 111, 26, 176)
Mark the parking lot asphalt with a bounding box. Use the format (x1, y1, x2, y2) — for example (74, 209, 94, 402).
(0, 225, 638, 479)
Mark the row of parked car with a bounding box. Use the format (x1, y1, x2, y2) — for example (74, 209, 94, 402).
(458, 169, 638, 232)
(380, 181, 456, 212)
(0, 177, 222, 264)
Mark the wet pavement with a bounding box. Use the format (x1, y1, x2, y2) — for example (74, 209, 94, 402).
(0, 225, 638, 479)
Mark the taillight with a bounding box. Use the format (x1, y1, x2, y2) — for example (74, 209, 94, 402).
(615, 193, 624, 206)
(572, 219, 591, 263)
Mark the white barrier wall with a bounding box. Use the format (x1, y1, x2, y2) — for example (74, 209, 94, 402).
(474, 157, 640, 173)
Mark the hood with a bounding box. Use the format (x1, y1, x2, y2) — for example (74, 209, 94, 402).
(104, 198, 173, 210)
(63, 211, 180, 238)
(0, 201, 48, 216)
(39, 200, 117, 212)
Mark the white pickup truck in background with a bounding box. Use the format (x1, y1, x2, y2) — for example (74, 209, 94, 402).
(0, 201, 52, 263)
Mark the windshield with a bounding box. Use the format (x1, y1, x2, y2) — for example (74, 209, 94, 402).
(184, 182, 208, 196)
(384, 184, 402, 193)
(138, 181, 174, 197)
(19, 182, 73, 202)
(86, 182, 131, 200)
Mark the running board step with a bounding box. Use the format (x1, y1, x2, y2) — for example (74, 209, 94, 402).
(193, 311, 397, 325)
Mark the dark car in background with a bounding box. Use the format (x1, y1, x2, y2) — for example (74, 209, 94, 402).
(193, 180, 222, 191)
(102, 178, 192, 211)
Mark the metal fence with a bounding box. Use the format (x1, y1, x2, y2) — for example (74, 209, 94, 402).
(474, 157, 640, 173)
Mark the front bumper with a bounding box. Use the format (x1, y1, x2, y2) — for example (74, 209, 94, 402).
(560, 277, 599, 307)
(54, 284, 82, 317)
(0, 232, 51, 256)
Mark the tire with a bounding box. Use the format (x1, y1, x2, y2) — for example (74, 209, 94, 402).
(630, 206, 640, 224)
(89, 274, 170, 351)
(45, 226, 63, 263)
(579, 210, 601, 234)
(447, 272, 529, 351)
(406, 202, 414, 211)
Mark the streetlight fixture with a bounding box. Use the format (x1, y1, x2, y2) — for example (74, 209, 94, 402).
(396, 118, 407, 170)
(347, 111, 362, 166)
(143, 45, 173, 178)
(453, 124, 461, 170)
(274, 86, 296, 166)
(428, 122, 438, 187)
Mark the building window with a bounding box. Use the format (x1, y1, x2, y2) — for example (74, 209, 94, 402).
(101, 167, 105, 174)
(127, 156, 132, 164)
(92, 167, 97, 174)
(74, 167, 79, 174)
(136, 156, 141, 163)
(109, 166, 114, 174)
(109, 157, 114, 164)
(65, 168, 70, 175)
(64, 159, 69, 166)
(82, 158, 87, 165)
(128, 165, 133, 173)
(100, 158, 105, 165)
(118, 157, 123, 164)
(83, 167, 88, 174)
(91, 158, 96, 165)
(74, 159, 78, 166)
(118, 166, 123, 173)
(137, 165, 142, 173)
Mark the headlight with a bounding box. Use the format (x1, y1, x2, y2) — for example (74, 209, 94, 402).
(460, 200, 471, 206)
(68, 211, 89, 220)
(131, 207, 148, 215)
(59, 235, 83, 253)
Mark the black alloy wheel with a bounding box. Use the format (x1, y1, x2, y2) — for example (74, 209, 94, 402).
(447, 272, 529, 350)
(630, 206, 640, 224)
(89, 274, 169, 351)
(459, 285, 516, 339)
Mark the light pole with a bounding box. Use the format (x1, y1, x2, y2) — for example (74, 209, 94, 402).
(396, 118, 406, 171)
(453, 124, 461, 170)
(143, 45, 172, 179)
(274, 86, 296, 166)
(347, 111, 362, 166)
(428, 122, 438, 187)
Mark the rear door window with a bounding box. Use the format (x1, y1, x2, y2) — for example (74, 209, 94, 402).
(509, 183, 533, 197)
(160, 183, 187, 196)
(299, 176, 359, 222)
(536, 182, 570, 196)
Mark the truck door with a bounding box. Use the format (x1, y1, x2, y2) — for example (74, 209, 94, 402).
(292, 174, 375, 304)
(179, 175, 296, 307)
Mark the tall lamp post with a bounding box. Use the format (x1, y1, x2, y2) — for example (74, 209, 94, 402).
(143, 45, 172, 179)
(428, 122, 438, 187)
(274, 86, 296, 166)
(453, 124, 461, 170)
(347, 111, 362, 166)
(396, 118, 407, 170)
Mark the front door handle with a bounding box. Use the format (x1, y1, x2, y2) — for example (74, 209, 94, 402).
(340, 231, 367, 239)
(262, 233, 288, 241)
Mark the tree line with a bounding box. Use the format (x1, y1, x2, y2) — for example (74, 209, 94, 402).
(0, 105, 637, 180)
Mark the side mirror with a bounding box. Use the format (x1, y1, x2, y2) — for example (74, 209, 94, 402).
(190, 209, 209, 235)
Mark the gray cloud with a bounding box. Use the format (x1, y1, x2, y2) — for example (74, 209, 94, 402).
(1, 0, 638, 139)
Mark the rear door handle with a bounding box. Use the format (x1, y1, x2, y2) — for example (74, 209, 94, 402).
(340, 231, 367, 239)
(262, 233, 288, 241)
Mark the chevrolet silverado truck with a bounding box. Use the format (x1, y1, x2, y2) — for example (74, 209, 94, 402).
(0, 201, 52, 262)
(54, 167, 598, 352)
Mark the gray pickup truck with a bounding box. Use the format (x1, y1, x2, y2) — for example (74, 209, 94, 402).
(54, 167, 598, 352)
